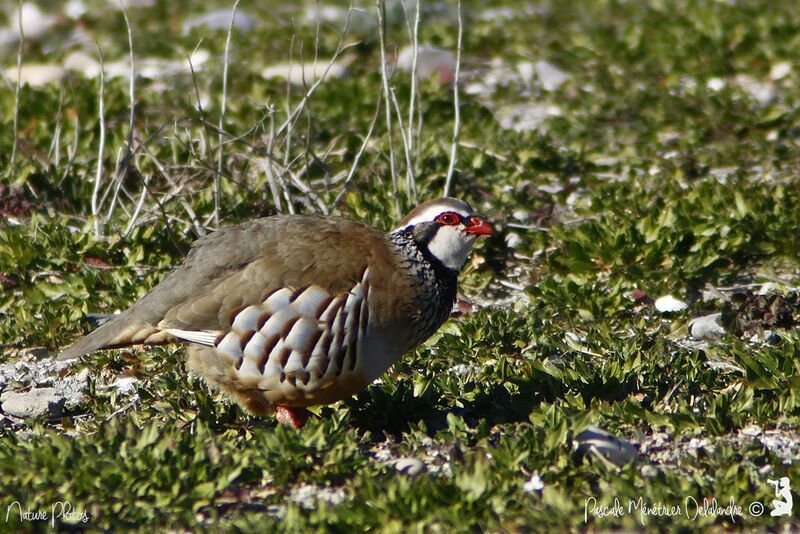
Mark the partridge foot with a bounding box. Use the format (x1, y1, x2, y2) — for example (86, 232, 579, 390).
(275, 406, 312, 429)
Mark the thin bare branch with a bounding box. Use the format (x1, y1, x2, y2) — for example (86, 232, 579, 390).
(188, 39, 213, 165)
(287, 168, 329, 214)
(269, 16, 357, 214)
(273, 26, 358, 142)
(10, 0, 23, 168)
(283, 32, 296, 171)
(92, 46, 106, 237)
(139, 144, 205, 237)
(264, 103, 283, 213)
(217, 0, 242, 227)
(47, 88, 65, 166)
(113, 1, 137, 233)
(101, 147, 124, 218)
(389, 88, 416, 203)
(333, 90, 383, 210)
(402, 0, 421, 192)
(121, 3, 136, 160)
(443, 0, 463, 197)
(376, 0, 400, 218)
(58, 106, 80, 187)
(123, 174, 151, 238)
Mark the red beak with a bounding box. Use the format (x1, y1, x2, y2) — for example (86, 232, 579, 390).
(465, 216, 493, 236)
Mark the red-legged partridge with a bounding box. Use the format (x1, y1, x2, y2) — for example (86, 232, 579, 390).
(59, 198, 493, 428)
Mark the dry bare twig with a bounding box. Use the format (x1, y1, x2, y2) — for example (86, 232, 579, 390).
(265, 13, 357, 214)
(89, 2, 135, 237)
(273, 31, 357, 140)
(188, 39, 214, 165)
(333, 91, 384, 209)
(138, 144, 205, 237)
(123, 174, 151, 237)
(401, 0, 421, 202)
(389, 88, 416, 204)
(100, 147, 124, 217)
(216, 0, 242, 227)
(47, 88, 65, 166)
(91, 46, 106, 237)
(57, 104, 80, 187)
(263, 106, 284, 213)
(376, 0, 400, 218)
(10, 0, 24, 169)
(443, 0, 463, 197)
(279, 32, 297, 214)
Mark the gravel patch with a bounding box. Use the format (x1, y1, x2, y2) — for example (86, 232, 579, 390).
(0, 348, 89, 422)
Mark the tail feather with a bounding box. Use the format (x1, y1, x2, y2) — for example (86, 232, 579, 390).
(57, 316, 161, 361)
(86, 313, 117, 329)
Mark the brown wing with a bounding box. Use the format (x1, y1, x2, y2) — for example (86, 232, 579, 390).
(58, 215, 400, 360)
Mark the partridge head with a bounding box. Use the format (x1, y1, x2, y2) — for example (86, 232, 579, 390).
(59, 198, 492, 428)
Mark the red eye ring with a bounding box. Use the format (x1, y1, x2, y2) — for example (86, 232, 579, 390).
(436, 212, 461, 225)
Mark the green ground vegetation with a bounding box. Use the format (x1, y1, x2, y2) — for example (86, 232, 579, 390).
(0, 0, 799, 530)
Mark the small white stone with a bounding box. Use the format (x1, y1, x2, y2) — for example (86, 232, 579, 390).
(110, 377, 138, 395)
(496, 103, 562, 132)
(564, 331, 584, 344)
(735, 74, 774, 104)
(770, 62, 791, 81)
(64, 0, 87, 19)
(654, 294, 688, 313)
(565, 191, 585, 206)
(512, 210, 530, 222)
(741, 424, 762, 437)
(3, 65, 65, 87)
(289, 483, 345, 509)
(535, 60, 569, 91)
(12, 3, 58, 40)
(261, 60, 349, 86)
(479, 7, 515, 22)
(749, 330, 780, 345)
(290, 484, 317, 509)
(63, 51, 100, 77)
(450, 364, 475, 376)
(182, 9, 257, 34)
(706, 77, 725, 91)
(593, 156, 622, 166)
(708, 167, 736, 183)
(538, 183, 564, 194)
(1, 388, 65, 419)
(106, 0, 155, 7)
(397, 45, 456, 81)
(688, 313, 725, 340)
(756, 282, 779, 296)
(391, 457, 426, 476)
(640, 465, 658, 477)
(516, 61, 535, 85)
(505, 232, 523, 249)
(575, 426, 638, 466)
(523, 472, 544, 493)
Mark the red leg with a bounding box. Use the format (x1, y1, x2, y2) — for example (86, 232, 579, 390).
(275, 406, 311, 429)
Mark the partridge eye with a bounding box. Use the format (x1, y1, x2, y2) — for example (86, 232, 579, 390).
(436, 213, 460, 225)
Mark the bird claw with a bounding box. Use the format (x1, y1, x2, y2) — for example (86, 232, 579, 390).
(275, 406, 311, 429)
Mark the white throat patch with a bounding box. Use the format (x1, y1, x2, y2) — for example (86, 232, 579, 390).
(426, 225, 476, 271)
